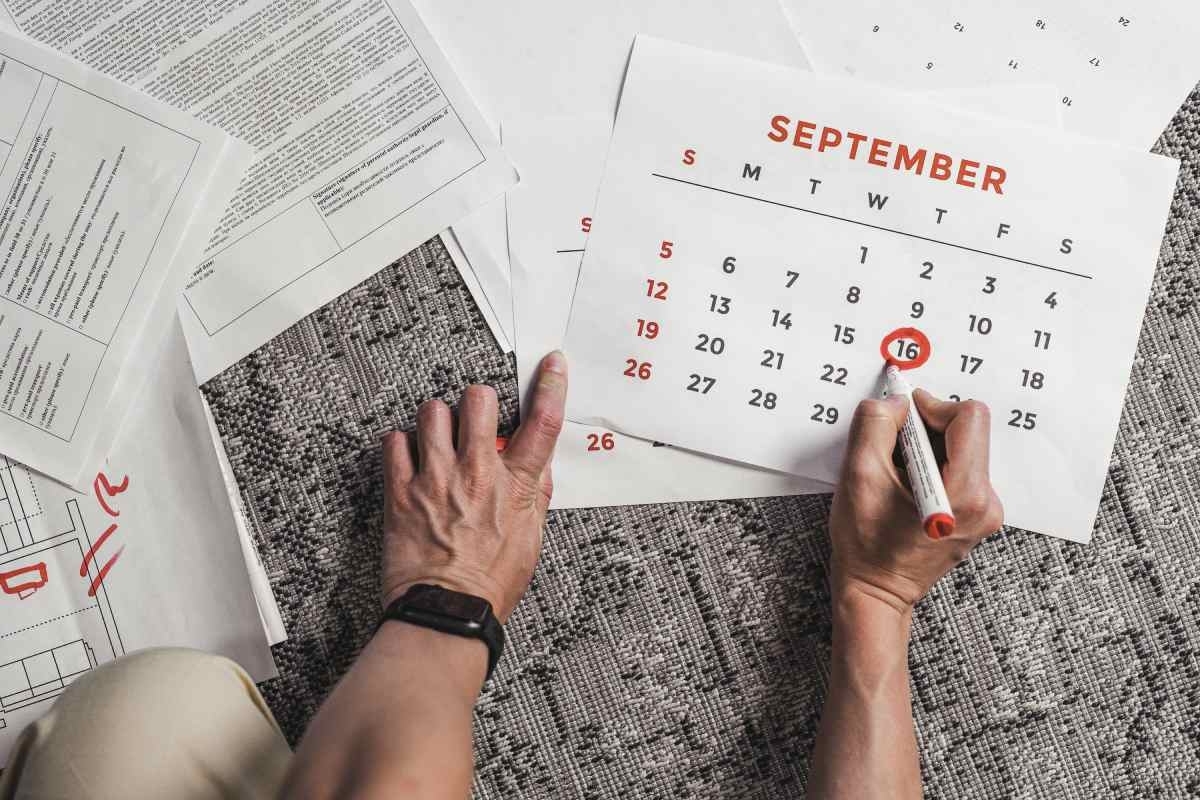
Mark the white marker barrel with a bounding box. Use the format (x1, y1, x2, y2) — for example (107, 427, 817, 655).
(883, 366, 955, 539)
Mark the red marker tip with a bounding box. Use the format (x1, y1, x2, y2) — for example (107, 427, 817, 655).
(924, 513, 956, 540)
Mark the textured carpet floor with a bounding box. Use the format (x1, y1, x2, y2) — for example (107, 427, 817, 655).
(203, 87, 1200, 799)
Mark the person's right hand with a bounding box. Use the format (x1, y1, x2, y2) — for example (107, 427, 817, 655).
(829, 390, 1004, 613)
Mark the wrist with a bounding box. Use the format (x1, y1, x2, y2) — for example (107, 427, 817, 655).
(382, 571, 508, 621)
(832, 580, 915, 630)
(371, 619, 488, 697)
(830, 582, 913, 692)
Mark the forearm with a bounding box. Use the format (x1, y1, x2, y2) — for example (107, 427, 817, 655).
(807, 588, 920, 800)
(283, 622, 487, 799)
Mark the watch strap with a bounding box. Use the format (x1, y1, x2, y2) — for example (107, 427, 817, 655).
(379, 585, 505, 680)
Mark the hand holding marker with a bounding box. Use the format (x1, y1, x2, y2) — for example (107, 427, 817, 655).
(882, 364, 956, 540)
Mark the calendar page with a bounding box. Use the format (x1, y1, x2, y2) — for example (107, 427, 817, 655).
(507, 115, 831, 508)
(506, 84, 1060, 509)
(561, 36, 1179, 542)
(780, 0, 1200, 149)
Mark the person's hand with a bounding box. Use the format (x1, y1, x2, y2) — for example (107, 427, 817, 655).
(379, 351, 567, 622)
(829, 390, 1004, 614)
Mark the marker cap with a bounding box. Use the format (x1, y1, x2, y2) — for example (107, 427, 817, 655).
(924, 512, 956, 540)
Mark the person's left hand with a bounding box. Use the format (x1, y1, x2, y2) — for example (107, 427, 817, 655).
(379, 352, 567, 622)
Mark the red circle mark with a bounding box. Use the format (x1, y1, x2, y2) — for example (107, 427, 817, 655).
(879, 327, 932, 370)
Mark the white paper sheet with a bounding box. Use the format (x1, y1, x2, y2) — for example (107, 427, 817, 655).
(0, 0, 519, 384)
(417, 0, 812, 338)
(562, 37, 1179, 542)
(0, 29, 243, 486)
(451, 202, 515, 347)
(440, 229, 512, 353)
(0, 318, 275, 765)
(779, 0, 1200, 149)
(202, 394, 287, 647)
(413, 0, 809, 126)
(507, 115, 831, 507)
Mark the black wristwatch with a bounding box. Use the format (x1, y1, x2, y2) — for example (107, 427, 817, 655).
(379, 584, 505, 680)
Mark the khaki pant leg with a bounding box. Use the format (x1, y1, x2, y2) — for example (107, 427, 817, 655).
(0, 648, 291, 800)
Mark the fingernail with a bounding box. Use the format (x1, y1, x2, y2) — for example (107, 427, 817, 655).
(544, 350, 567, 375)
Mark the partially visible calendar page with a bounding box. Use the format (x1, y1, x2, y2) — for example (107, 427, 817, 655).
(507, 116, 830, 508)
(561, 36, 1179, 542)
(780, 0, 1200, 149)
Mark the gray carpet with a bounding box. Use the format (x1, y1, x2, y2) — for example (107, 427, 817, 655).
(203, 86, 1200, 799)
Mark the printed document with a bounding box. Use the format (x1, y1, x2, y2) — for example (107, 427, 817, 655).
(779, 0, 1200, 148)
(0, 0, 518, 383)
(0, 28, 243, 485)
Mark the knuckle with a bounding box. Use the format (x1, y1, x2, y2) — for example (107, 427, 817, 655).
(390, 490, 413, 513)
(956, 485, 1003, 532)
(981, 497, 1005, 534)
(853, 399, 889, 420)
(390, 483, 422, 516)
(842, 456, 876, 487)
(507, 467, 542, 499)
(413, 471, 449, 500)
(959, 399, 991, 423)
(531, 407, 564, 440)
(461, 462, 497, 495)
(956, 487, 992, 518)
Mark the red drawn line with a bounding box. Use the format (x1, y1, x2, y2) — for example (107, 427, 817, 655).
(93, 472, 130, 518)
(80, 523, 119, 577)
(97, 472, 130, 496)
(879, 326, 932, 371)
(0, 563, 48, 596)
(86, 547, 124, 598)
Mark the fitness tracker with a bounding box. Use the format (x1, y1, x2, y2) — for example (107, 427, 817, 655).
(379, 583, 505, 680)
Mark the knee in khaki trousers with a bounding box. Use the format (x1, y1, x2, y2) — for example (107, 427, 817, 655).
(0, 648, 291, 799)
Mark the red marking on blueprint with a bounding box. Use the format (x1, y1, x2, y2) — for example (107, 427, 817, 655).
(86, 547, 124, 598)
(0, 563, 48, 597)
(80, 523, 119, 577)
(93, 472, 130, 517)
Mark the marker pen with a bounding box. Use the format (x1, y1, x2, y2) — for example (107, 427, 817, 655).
(882, 365, 955, 540)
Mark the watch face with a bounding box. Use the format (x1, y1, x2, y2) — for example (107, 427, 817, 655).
(411, 584, 490, 624)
